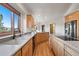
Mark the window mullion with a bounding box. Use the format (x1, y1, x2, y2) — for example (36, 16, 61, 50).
(11, 12, 14, 36)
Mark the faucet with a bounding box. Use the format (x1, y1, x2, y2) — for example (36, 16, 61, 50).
(13, 34, 15, 39)
(13, 31, 15, 39)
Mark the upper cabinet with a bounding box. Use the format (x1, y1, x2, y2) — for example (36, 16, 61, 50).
(27, 15, 35, 31)
(65, 11, 79, 22)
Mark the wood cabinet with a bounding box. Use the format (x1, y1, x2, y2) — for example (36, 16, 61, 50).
(50, 35, 64, 56)
(57, 40, 64, 56)
(27, 15, 35, 30)
(22, 38, 33, 56)
(34, 32, 49, 46)
(50, 35, 79, 56)
(15, 50, 22, 56)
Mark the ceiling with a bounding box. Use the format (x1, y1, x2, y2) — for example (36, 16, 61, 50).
(21, 3, 71, 24)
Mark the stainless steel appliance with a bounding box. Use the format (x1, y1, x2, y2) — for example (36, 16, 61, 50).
(65, 20, 77, 40)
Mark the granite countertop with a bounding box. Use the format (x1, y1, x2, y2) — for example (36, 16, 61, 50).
(0, 33, 36, 56)
(64, 41, 79, 54)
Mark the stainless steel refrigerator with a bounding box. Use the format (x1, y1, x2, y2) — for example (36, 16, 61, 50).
(65, 20, 77, 40)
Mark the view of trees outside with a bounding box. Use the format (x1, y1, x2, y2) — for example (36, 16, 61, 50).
(0, 5, 11, 33)
(0, 5, 19, 33)
(0, 14, 3, 32)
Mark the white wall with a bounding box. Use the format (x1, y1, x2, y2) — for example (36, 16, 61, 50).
(54, 16, 65, 35)
(21, 13, 27, 34)
(32, 14, 51, 32)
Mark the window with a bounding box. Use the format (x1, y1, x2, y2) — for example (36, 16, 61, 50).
(0, 4, 20, 36)
(0, 5, 12, 33)
(14, 14, 19, 33)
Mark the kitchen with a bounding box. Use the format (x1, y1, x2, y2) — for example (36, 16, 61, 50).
(0, 3, 79, 56)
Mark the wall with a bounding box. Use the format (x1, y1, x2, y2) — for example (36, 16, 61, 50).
(32, 14, 51, 32)
(21, 13, 27, 34)
(54, 16, 65, 36)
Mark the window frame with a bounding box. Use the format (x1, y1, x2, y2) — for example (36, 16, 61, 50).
(13, 13, 20, 34)
(0, 3, 20, 37)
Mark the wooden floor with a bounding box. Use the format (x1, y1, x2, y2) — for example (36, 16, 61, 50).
(33, 41, 54, 56)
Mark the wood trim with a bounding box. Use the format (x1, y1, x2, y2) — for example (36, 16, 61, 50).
(0, 32, 11, 37)
(0, 3, 20, 16)
(11, 13, 14, 35)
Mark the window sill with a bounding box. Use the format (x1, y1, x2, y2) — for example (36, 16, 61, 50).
(0, 35, 13, 40)
(0, 32, 21, 40)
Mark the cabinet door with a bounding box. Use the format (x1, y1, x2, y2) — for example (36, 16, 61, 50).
(22, 39, 33, 56)
(22, 43, 29, 56)
(15, 50, 21, 56)
(54, 40, 58, 56)
(58, 42, 64, 56)
(50, 36, 64, 56)
(49, 36, 58, 56)
(28, 39, 33, 56)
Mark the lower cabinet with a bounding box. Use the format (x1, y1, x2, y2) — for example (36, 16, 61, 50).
(15, 38, 33, 56)
(15, 50, 22, 56)
(57, 41, 64, 56)
(50, 36, 64, 56)
(22, 38, 33, 56)
(50, 35, 79, 56)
